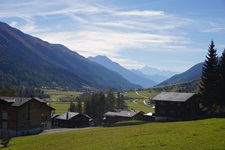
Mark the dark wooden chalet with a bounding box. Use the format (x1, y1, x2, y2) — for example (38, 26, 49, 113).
(0, 97, 55, 137)
(152, 92, 198, 121)
(56, 112, 91, 128)
(103, 110, 144, 125)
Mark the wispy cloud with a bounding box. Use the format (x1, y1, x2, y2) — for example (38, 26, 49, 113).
(1, 0, 223, 71)
(113, 10, 165, 17)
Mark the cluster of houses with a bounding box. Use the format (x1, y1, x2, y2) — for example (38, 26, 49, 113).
(0, 92, 199, 137)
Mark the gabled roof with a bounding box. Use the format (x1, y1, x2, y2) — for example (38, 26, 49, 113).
(0, 97, 54, 110)
(104, 110, 141, 118)
(152, 92, 196, 102)
(56, 112, 80, 120)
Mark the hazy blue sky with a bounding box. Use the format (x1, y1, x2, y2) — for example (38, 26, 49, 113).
(1, 0, 225, 72)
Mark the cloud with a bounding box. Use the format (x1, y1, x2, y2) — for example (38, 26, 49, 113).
(1, 0, 220, 72)
(113, 10, 165, 17)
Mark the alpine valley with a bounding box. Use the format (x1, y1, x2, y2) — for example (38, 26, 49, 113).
(0, 21, 203, 91)
(0, 21, 141, 91)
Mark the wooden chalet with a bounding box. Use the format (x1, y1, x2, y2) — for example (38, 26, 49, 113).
(56, 112, 91, 128)
(152, 92, 198, 121)
(0, 97, 55, 137)
(103, 110, 144, 125)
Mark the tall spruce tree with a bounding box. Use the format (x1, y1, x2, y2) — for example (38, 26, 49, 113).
(68, 101, 76, 112)
(199, 40, 218, 111)
(107, 89, 116, 111)
(217, 49, 225, 107)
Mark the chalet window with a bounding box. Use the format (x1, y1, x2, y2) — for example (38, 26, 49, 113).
(2, 122, 7, 129)
(2, 112, 8, 120)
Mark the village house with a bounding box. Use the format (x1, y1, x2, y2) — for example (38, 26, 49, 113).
(55, 112, 91, 128)
(152, 92, 198, 121)
(0, 97, 55, 137)
(103, 110, 144, 125)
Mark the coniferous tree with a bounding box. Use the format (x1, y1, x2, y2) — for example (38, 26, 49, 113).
(120, 94, 127, 109)
(107, 89, 116, 111)
(198, 40, 218, 111)
(9, 86, 18, 97)
(0, 85, 8, 96)
(77, 99, 82, 113)
(68, 101, 76, 112)
(83, 96, 91, 115)
(217, 49, 225, 107)
(116, 92, 121, 108)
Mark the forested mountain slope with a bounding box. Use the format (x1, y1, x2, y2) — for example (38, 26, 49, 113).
(0, 22, 140, 90)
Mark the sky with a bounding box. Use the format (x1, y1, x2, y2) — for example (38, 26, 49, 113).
(1, 0, 225, 72)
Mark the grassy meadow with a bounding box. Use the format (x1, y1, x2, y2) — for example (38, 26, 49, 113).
(50, 102, 72, 114)
(48, 89, 157, 114)
(4, 118, 225, 150)
(44, 90, 82, 102)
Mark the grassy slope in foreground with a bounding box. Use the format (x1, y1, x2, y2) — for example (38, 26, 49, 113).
(6, 118, 225, 150)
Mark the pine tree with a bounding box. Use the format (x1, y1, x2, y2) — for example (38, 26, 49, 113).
(107, 89, 116, 111)
(83, 96, 91, 115)
(198, 40, 218, 111)
(9, 86, 18, 97)
(116, 92, 121, 108)
(77, 99, 82, 113)
(68, 101, 76, 112)
(217, 49, 225, 107)
(0, 85, 8, 96)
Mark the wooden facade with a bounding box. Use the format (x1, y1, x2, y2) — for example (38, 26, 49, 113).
(0, 97, 54, 137)
(152, 92, 198, 121)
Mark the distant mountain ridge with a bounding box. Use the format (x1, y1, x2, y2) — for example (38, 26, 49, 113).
(137, 66, 178, 78)
(158, 62, 204, 86)
(88, 55, 156, 88)
(0, 21, 140, 90)
(130, 69, 168, 84)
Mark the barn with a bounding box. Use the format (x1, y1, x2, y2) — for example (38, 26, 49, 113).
(152, 92, 198, 121)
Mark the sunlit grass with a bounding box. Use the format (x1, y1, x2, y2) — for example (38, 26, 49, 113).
(44, 90, 82, 101)
(7, 118, 225, 150)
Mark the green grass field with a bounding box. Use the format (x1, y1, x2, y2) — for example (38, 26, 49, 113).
(123, 90, 157, 113)
(48, 90, 156, 114)
(125, 100, 154, 113)
(50, 102, 72, 114)
(5, 118, 225, 150)
(44, 90, 82, 102)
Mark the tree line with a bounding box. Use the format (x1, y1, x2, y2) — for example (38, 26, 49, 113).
(0, 85, 50, 99)
(68, 89, 126, 123)
(198, 40, 225, 115)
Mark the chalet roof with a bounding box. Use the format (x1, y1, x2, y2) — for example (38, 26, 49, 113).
(56, 112, 80, 120)
(104, 110, 141, 118)
(151, 92, 196, 102)
(0, 97, 54, 110)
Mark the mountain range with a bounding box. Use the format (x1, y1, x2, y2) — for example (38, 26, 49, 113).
(0, 21, 204, 90)
(158, 62, 204, 86)
(0, 21, 140, 91)
(88, 55, 156, 88)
